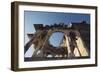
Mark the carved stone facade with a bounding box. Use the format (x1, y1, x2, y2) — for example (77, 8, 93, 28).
(24, 21, 89, 59)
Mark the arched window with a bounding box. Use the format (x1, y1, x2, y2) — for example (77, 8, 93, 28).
(49, 32, 64, 47)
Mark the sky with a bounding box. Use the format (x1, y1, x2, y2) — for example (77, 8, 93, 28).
(24, 11, 90, 58)
(49, 32, 64, 47)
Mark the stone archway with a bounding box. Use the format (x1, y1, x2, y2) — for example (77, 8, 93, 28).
(25, 27, 89, 58)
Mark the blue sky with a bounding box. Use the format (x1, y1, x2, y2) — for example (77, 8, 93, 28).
(49, 32, 64, 47)
(24, 11, 90, 57)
